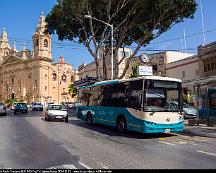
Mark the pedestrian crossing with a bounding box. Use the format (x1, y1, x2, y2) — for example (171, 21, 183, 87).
(158, 133, 214, 146)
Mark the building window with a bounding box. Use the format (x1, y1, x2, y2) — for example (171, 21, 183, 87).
(34, 80, 38, 90)
(11, 78, 14, 85)
(71, 75, 74, 82)
(45, 86, 47, 91)
(36, 39, 39, 46)
(52, 73, 57, 81)
(44, 39, 48, 47)
(204, 65, 207, 72)
(203, 58, 215, 73)
(182, 71, 185, 78)
(196, 70, 199, 76)
(211, 61, 215, 71)
(62, 74, 66, 82)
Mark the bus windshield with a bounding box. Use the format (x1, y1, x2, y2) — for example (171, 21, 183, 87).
(144, 79, 181, 112)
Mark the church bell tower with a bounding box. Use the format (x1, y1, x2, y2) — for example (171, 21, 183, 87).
(32, 12, 52, 59)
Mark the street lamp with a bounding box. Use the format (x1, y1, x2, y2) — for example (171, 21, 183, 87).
(84, 15, 114, 80)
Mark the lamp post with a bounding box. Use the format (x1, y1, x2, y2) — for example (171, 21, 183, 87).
(84, 15, 114, 80)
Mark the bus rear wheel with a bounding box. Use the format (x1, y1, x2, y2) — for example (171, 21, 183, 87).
(87, 112, 93, 125)
(117, 117, 127, 133)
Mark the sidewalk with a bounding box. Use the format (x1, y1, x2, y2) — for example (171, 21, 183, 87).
(182, 120, 216, 138)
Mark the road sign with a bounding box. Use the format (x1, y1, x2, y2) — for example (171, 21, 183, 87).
(138, 66, 153, 76)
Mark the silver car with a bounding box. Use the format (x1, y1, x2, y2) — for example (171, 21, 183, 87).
(170, 101, 197, 119)
(0, 102, 7, 116)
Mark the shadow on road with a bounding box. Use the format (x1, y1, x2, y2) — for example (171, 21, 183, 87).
(68, 119, 175, 139)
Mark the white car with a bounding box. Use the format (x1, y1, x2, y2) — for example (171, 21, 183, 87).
(45, 104, 68, 123)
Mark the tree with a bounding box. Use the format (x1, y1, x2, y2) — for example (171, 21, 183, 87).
(5, 98, 17, 106)
(68, 84, 78, 98)
(130, 61, 140, 78)
(46, 0, 197, 80)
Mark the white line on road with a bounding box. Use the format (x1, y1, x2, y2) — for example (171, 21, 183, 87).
(197, 150, 216, 157)
(48, 164, 77, 169)
(159, 141, 176, 146)
(99, 162, 109, 169)
(79, 161, 92, 169)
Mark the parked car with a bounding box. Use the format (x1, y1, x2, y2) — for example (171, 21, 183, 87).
(14, 102, 28, 114)
(0, 102, 7, 116)
(63, 102, 74, 109)
(170, 101, 197, 119)
(45, 104, 68, 122)
(32, 102, 43, 111)
(11, 102, 18, 110)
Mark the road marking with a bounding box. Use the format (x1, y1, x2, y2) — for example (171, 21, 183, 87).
(48, 164, 77, 169)
(79, 161, 91, 169)
(175, 141, 188, 144)
(159, 141, 176, 146)
(197, 150, 216, 157)
(99, 162, 108, 169)
(159, 138, 166, 140)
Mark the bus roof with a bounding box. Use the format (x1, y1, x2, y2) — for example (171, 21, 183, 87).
(79, 76, 181, 89)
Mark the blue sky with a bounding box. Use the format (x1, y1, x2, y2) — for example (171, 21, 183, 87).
(0, 0, 216, 70)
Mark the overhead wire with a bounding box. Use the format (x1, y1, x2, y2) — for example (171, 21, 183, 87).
(5, 27, 216, 52)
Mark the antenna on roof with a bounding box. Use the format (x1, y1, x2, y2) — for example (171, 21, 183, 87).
(183, 28, 187, 52)
(200, 0, 206, 45)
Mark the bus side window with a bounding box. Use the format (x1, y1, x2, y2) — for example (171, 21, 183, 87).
(129, 80, 143, 110)
(116, 83, 128, 107)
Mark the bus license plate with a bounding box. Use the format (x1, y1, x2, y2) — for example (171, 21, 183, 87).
(165, 129, 170, 133)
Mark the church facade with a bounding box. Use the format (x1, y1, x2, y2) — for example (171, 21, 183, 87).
(0, 13, 77, 104)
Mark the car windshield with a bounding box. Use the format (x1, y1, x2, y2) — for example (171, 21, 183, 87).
(34, 103, 42, 105)
(144, 80, 181, 112)
(48, 105, 66, 111)
(17, 103, 27, 108)
(0, 103, 4, 108)
(183, 103, 192, 108)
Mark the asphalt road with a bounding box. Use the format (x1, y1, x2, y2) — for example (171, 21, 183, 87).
(0, 109, 216, 169)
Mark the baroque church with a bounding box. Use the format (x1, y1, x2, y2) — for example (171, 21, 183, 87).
(0, 13, 77, 104)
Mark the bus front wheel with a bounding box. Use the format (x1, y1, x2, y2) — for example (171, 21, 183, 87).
(117, 117, 127, 133)
(87, 112, 93, 125)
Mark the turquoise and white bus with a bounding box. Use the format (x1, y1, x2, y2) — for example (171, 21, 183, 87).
(77, 76, 184, 133)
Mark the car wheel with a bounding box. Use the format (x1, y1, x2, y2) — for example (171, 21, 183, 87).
(65, 116, 68, 123)
(117, 116, 127, 133)
(14, 111, 17, 114)
(87, 112, 93, 125)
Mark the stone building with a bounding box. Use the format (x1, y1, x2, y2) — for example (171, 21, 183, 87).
(0, 13, 77, 104)
(166, 55, 199, 92)
(198, 42, 216, 85)
(78, 47, 132, 80)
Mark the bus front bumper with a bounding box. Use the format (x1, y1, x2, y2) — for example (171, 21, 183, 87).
(143, 121, 184, 133)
